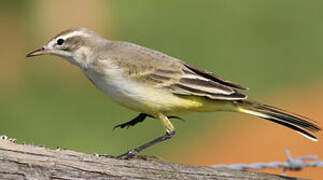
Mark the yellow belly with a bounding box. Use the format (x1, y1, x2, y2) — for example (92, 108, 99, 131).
(116, 87, 234, 116)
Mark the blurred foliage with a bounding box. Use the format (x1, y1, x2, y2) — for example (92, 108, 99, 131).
(0, 0, 322, 158)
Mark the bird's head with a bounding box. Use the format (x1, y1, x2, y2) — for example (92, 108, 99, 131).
(26, 27, 105, 68)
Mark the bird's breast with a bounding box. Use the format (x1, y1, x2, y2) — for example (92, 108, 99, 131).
(82, 68, 155, 113)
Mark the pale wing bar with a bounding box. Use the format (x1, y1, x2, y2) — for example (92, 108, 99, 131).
(179, 77, 234, 95)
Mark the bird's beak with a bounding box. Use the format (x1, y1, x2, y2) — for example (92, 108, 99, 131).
(26, 47, 48, 57)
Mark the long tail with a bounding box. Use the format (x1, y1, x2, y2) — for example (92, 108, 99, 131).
(235, 100, 321, 141)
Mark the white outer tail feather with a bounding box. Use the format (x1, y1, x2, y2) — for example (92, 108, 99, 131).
(239, 108, 318, 142)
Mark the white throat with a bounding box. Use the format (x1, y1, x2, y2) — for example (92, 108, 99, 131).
(61, 47, 91, 69)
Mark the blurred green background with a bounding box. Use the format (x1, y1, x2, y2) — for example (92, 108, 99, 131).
(0, 0, 322, 161)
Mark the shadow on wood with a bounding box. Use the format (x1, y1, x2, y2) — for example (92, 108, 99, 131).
(0, 139, 300, 179)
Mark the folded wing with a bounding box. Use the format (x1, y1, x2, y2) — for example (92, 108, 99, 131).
(105, 41, 248, 101)
(164, 63, 248, 100)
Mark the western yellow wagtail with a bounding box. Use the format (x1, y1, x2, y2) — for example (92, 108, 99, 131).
(27, 27, 321, 159)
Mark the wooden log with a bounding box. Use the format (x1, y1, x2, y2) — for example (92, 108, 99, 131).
(0, 138, 300, 180)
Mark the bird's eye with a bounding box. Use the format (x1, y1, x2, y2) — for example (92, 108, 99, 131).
(57, 39, 64, 45)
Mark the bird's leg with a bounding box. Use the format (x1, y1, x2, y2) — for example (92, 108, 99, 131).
(113, 113, 148, 129)
(116, 131, 175, 159)
(117, 113, 175, 159)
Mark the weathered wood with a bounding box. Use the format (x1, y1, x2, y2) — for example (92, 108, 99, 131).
(0, 138, 299, 180)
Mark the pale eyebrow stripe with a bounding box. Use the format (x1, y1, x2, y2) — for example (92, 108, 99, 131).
(50, 31, 90, 42)
(59, 31, 90, 40)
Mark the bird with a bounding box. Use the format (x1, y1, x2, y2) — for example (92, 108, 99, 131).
(26, 27, 321, 159)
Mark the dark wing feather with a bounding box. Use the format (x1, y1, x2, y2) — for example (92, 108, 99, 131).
(183, 63, 248, 90)
(163, 62, 248, 101)
(164, 62, 248, 100)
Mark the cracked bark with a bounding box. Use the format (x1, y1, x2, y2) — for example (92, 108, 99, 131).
(0, 139, 301, 180)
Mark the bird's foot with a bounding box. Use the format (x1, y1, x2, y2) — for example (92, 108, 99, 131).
(116, 150, 137, 160)
(113, 113, 148, 130)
